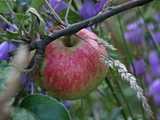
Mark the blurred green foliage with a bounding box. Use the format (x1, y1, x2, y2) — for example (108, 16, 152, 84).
(0, 0, 159, 120)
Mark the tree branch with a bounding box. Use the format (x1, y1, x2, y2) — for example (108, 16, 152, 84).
(30, 0, 153, 51)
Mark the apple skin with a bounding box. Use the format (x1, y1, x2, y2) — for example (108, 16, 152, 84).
(44, 29, 107, 99)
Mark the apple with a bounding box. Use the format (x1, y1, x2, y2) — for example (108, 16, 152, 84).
(44, 29, 107, 99)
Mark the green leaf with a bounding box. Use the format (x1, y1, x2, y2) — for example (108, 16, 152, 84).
(26, 7, 45, 33)
(0, 32, 20, 41)
(60, 9, 81, 24)
(27, 7, 44, 24)
(31, 0, 44, 10)
(110, 107, 122, 120)
(20, 95, 71, 120)
(11, 107, 38, 120)
(0, 1, 9, 13)
(0, 61, 11, 91)
(15, 13, 31, 29)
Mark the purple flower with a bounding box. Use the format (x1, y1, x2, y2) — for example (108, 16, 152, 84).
(124, 27, 144, 45)
(130, 58, 146, 76)
(154, 13, 160, 22)
(0, 23, 8, 30)
(63, 100, 72, 109)
(153, 95, 160, 106)
(95, 0, 107, 13)
(0, 41, 16, 61)
(144, 73, 153, 85)
(152, 32, 160, 44)
(6, 24, 18, 32)
(49, 0, 67, 13)
(148, 50, 160, 77)
(79, 0, 97, 19)
(151, 65, 160, 77)
(147, 23, 155, 31)
(126, 19, 144, 30)
(149, 80, 160, 95)
(0, 23, 18, 32)
(20, 73, 35, 94)
(149, 80, 160, 106)
(45, 21, 53, 33)
(79, 0, 107, 19)
(149, 50, 159, 66)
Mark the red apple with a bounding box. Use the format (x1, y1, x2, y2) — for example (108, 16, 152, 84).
(44, 29, 107, 99)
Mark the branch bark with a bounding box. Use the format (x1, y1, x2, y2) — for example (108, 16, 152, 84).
(30, 0, 153, 51)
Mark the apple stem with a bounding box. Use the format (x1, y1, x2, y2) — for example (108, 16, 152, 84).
(62, 36, 78, 47)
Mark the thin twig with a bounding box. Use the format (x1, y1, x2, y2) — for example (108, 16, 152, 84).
(0, 15, 13, 27)
(30, 0, 153, 50)
(65, 0, 72, 25)
(44, 0, 65, 26)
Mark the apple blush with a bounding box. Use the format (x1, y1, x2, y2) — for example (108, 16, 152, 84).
(44, 29, 107, 99)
